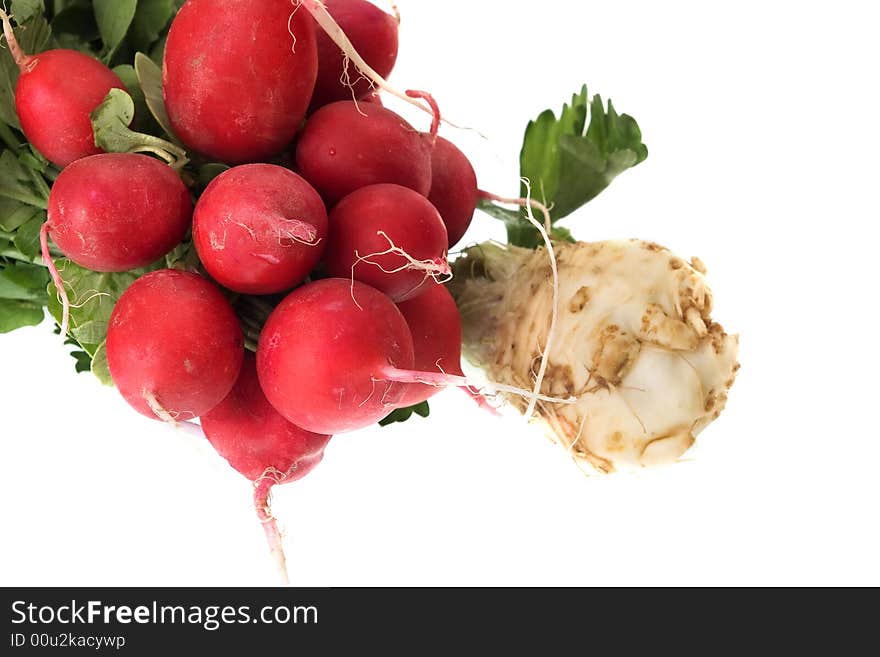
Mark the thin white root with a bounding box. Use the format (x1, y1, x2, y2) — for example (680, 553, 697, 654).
(477, 184, 560, 422)
(380, 368, 574, 405)
(143, 389, 179, 427)
(296, 0, 435, 120)
(349, 230, 451, 308)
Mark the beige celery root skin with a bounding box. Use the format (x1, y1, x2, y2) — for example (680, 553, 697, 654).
(449, 239, 740, 473)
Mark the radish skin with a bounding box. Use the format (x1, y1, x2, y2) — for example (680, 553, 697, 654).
(0, 9, 127, 167)
(193, 164, 328, 294)
(163, 0, 318, 163)
(202, 354, 332, 584)
(106, 270, 244, 421)
(309, 0, 399, 109)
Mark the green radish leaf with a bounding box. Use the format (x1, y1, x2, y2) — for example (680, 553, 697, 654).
(128, 0, 175, 54)
(13, 212, 45, 260)
(93, 0, 137, 61)
(198, 163, 230, 188)
(0, 198, 41, 232)
(90, 88, 188, 168)
(10, 1, 44, 24)
(112, 63, 161, 134)
(46, 258, 162, 356)
(0, 15, 51, 129)
(52, 4, 100, 51)
(0, 298, 44, 333)
(0, 259, 48, 300)
(90, 341, 112, 385)
(379, 401, 431, 427)
(134, 52, 179, 141)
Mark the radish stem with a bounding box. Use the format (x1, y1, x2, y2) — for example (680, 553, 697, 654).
(297, 0, 434, 120)
(0, 9, 33, 71)
(40, 222, 70, 337)
(253, 478, 290, 585)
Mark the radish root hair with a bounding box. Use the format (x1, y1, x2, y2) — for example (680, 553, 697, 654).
(39, 223, 71, 338)
(349, 230, 451, 308)
(476, 184, 559, 421)
(296, 0, 437, 121)
(143, 389, 180, 426)
(380, 367, 574, 405)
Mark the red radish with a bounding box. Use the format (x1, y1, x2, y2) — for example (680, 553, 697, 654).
(295, 101, 432, 205)
(257, 278, 414, 434)
(193, 164, 328, 294)
(46, 154, 192, 272)
(394, 283, 463, 407)
(43, 153, 192, 336)
(309, 0, 399, 110)
(323, 183, 449, 302)
(428, 137, 478, 247)
(106, 270, 244, 422)
(0, 9, 126, 167)
(162, 0, 318, 163)
(201, 353, 332, 584)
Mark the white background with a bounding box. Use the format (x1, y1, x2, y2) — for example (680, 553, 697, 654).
(1, 0, 878, 586)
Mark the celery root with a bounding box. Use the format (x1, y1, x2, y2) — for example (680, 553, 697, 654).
(449, 239, 739, 473)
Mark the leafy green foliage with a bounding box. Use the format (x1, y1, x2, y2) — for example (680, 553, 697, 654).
(134, 52, 178, 140)
(45, 258, 161, 358)
(93, 0, 137, 61)
(0, 1, 183, 379)
(128, 0, 175, 54)
(479, 85, 648, 248)
(0, 13, 51, 129)
(10, 1, 45, 24)
(0, 298, 44, 332)
(90, 88, 188, 167)
(379, 401, 431, 427)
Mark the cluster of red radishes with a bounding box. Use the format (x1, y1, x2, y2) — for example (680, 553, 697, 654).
(8, 0, 481, 563)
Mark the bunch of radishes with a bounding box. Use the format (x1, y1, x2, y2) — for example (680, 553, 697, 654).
(2, 0, 485, 580)
(1, 0, 740, 583)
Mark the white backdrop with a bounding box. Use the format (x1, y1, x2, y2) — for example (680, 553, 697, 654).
(1, 0, 878, 586)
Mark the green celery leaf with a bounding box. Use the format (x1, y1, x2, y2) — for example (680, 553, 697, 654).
(379, 401, 431, 427)
(93, 0, 137, 61)
(0, 297, 44, 332)
(505, 85, 647, 247)
(46, 258, 162, 355)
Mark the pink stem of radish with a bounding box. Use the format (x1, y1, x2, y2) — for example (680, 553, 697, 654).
(40, 223, 70, 337)
(477, 189, 553, 234)
(461, 386, 502, 416)
(296, 0, 435, 120)
(0, 8, 33, 71)
(380, 367, 573, 405)
(254, 478, 290, 586)
(405, 90, 440, 141)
